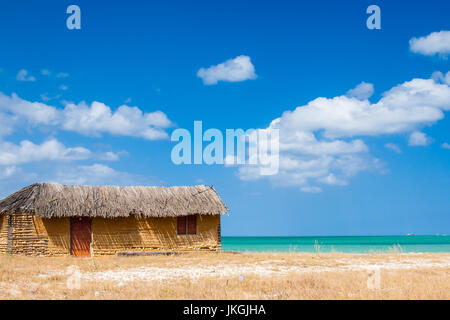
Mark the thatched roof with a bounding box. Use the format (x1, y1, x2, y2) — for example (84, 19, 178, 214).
(0, 183, 228, 218)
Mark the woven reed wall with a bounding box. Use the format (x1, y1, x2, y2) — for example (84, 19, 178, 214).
(0, 213, 69, 256)
(2, 212, 220, 256)
(0, 214, 7, 253)
(38, 217, 70, 255)
(92, 215, 221, 255)
(8, 212, 48, 255)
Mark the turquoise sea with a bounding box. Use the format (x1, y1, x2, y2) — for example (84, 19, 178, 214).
(221, 236, 450, 253)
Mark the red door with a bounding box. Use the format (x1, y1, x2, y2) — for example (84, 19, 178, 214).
(70, 217, 92, 257)
(187, 215, 197, 234)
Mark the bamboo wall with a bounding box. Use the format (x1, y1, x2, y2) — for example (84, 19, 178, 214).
(0, 214, 7, 253)
(38, 217, 70, 255)
(0, 212, 69, 256)
(2, 212, 221, 256)
(92, 215, 221, 255)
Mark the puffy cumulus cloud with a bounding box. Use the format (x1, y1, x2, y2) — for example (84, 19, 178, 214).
(408, 131, 431, 146)
(0, 138, 125, 191)
(346, 82, 374, 100)
(278, 130, 368, 155)
(276, 78, 450, 139)
(236, 75, 449, 192)
(197, 55, 257, 85)
(0, 139, 121, 166)
(0, 139, 89, 166)
(0, 93, 59, 127)
(0, 93, 173, 140)
(410, 31, 450, 56)
(16, 69, 36, 82)
(62, 101, 172, 139)
(441, 142, 450, 149)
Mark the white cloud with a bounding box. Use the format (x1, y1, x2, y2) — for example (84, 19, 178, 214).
(0, 162, 150, 191)
(59, 85, 68, 91)
(40, 93, 62, 102)
(275, 78, 450, 139)
(384, 143, 402, 154)
(442, 142, 450, 149)
(410, 31, 450, 56)
(56, 72, 69, 78)
(62, 101, 172, 139)
(346, 82, 374, 100)
(0, 93, 173, 140)
(98, 151, 121, 161)
(0, 93, 59, 127)
(318, 173, 348, 186)
(0, 139, 91, 166)
(41, 69, 50, 75)
(16, 69, 36, 82)
(0, 113, 15, 137)
(197, 55, 257, 85)
(235, 75, 449, 192)
(0, 137, 122, 185)
(52, 163, 152, 186)
(431, 71, 450, 85)
(408, 131, 431, 146)
(279, 131, 368, 155)
(54, 164, 117, 185)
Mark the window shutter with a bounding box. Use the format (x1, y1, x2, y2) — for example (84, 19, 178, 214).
(187, 215, 197, 234)
(177, 216, 186, 234)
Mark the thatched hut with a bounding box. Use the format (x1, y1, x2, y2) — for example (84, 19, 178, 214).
(0, 183, 227, 257)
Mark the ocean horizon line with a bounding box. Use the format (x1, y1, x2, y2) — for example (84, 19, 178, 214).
(221, 235, 450, 253)
(222, 234, 449, 237)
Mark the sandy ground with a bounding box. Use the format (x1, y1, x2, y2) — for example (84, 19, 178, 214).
(1, 252, 449, 299)
(72, 254, 450, 283)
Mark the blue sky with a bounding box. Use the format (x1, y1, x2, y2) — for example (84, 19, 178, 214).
(0, 0, 449, 236)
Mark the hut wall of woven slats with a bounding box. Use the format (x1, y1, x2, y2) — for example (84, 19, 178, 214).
(1, 212, 220, 256)
(0, 214, 7, 253)
(1, 212, 69, 256)
(92, 215, 220, 255)
(38, 216, 70, 255)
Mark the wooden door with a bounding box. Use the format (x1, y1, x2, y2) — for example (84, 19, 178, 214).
(70, 217, 92, 257)
(187, 215, 197, 234)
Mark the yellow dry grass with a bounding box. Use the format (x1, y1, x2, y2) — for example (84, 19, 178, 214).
(0, 252, 449, 300)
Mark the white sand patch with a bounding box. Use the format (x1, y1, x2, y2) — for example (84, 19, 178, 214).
(75, 256, 450, 283)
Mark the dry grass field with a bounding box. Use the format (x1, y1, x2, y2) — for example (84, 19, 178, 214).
(0, 252, 449, 299)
